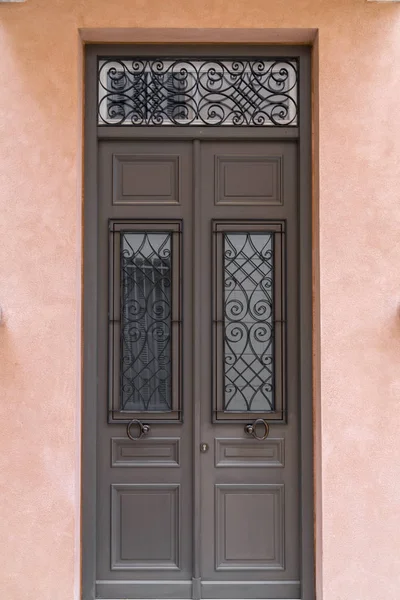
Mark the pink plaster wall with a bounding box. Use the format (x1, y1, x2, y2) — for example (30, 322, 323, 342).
(0, 1, 400, 600)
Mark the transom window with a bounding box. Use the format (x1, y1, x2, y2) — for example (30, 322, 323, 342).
(98, 58, 298, 126)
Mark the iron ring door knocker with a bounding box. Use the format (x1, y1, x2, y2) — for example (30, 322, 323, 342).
(244, 418, 270, 441)
(127, 419, 151, 441)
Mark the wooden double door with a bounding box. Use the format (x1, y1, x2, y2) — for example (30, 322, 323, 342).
(92, 136, 309, 600)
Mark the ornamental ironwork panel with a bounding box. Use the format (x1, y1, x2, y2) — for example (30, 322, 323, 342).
(213, 221, 286, 422)
(120, 231, 173, 411)
(109, 221, 182, 422)
(98, 58, 298, 126)
(223, 232, 274, 412)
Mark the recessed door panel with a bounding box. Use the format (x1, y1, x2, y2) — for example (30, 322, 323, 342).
(112, 154, 181, 205)
(111, 437, 180, 468)
(215, 155, 282, 206)
(215, 484, 285, 570)
(111, 484, 180, 570)
(214, 437, 285, 468)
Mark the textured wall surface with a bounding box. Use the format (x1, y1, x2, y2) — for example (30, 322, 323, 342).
(0, 1, 400, 600)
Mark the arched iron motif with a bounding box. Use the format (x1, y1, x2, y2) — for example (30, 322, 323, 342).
(98, 58, 298, 126)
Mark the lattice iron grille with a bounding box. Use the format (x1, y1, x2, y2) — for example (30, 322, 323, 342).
(98, 58, 298, 126)
(223, 232, 275, 412)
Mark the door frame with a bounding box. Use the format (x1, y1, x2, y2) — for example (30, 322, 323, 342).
(82, 43, 313, 600)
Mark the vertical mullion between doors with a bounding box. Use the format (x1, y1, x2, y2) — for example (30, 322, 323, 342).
(192, 139, 202, 600)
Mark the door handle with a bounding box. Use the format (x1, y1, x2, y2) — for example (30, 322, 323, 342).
(244, 419, 269, 441)
(127, 419, 151, 441)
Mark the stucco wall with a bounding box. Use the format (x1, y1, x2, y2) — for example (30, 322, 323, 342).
(0, 1, 400, 599)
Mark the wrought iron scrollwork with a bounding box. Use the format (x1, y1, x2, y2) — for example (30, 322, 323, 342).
(223, 232, 275, 412)
(98, 58, 298, 126)
(120, 231, 172, 412)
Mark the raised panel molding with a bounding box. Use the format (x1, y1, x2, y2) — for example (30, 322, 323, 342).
(95, 580, 193, 599)
(111, 483, 180, 570)
(215, 155, 282, 206)
(200, 580, 301, 599)
(111, 437, 180, 467)
(112, 154, 180, 204)
(215, 484, 285, 571)
(215, 437, 284, 468)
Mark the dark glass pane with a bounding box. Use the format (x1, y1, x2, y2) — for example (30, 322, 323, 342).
(120, 232, 172, 412)
(223, 232, 274, 412)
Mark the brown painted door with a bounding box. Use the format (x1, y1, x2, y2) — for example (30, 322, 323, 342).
(95, 138, 300, 600)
